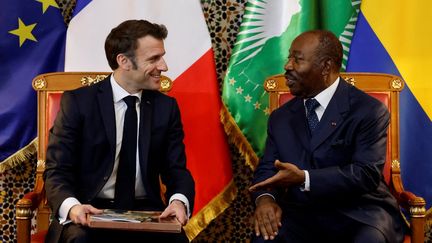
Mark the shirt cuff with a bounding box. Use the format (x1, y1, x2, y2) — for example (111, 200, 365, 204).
(59, 197, 81, 225)
(255, 193, 275, 205)
(300, 170, 310, 191)
(169, 193, 190, 217)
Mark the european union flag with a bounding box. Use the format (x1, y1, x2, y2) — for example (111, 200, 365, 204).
(0, 0, 66, 163)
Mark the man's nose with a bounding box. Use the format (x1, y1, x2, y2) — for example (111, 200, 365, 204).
(158, 58, 168, 72)
(284, 58, 293, 70)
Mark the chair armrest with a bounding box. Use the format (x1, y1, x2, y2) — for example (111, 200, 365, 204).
(391, 171, 426, 243)
(21, 191, 44, 211)
(16, 179, 45, 243)
(16, 197, 35, 243)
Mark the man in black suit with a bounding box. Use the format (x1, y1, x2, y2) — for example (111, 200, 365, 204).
(44, 20, 194, 243)
(249, 30, 404, 242)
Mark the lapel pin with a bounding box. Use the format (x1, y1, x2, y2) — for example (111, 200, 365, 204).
(331, 122, 337, 126)
(146, 100, 151, 105)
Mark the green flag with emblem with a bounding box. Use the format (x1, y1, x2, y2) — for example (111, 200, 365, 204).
(221, 0, 360, 168)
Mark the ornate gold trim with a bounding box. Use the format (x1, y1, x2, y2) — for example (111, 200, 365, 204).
(160, 78, 171, 91)
(184, 180, 237, 240)
(0, 138, 38, 173)
(391, 79, 402, 89)
(343, 76, 356, 86)
(80, 75, 108, 86)
(16, 199, 33, 220)
(33, 78, 46, 90)
(37, 159, 46, 168)
(265, 79, 277, 90)
(391, 159, 400, 170)
(410, 205, 426, 218)
(220, 104, 259, 169)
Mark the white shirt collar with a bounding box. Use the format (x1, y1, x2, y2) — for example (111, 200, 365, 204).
(110, 75, 142, 103)
(308, 77, 340, 110)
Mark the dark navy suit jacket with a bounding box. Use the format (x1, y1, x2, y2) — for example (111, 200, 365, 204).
(44, 77, 194, 242)
(252, 79, 403, 242)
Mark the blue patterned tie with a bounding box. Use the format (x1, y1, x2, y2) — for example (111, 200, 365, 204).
(305, 98, 320, 133)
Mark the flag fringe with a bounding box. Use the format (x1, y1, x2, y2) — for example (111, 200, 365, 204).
(220, 103, 259, 169)
(0, 138, 37, 173)
(184, 180, 237, 240)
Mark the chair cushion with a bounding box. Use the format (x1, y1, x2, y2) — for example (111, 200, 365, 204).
(46, 93, 63, 150)
(403, 234, 410, 243)
(31, 230, 47, 243)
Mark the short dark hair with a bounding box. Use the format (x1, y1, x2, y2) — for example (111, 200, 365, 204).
(104, 19, 168, 70)
(307, 30, 343, 71)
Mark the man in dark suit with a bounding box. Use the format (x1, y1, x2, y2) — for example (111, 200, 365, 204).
(249, 30, 404, 242)
(44, 20, 194, 243)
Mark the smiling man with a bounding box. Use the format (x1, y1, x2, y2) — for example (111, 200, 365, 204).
(44, 20, 194, 243)
(249, 30, 404, 243)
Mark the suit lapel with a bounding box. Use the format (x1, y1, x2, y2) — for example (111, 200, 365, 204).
(138, 90, 153, 175)
(311, 79, 350, 151)
(97, 77, 116, 155)
(288, 97, 310, 149)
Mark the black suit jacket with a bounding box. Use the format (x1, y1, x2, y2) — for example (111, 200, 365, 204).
(252, 79, 403, 242)
(44, 77, 194, 242)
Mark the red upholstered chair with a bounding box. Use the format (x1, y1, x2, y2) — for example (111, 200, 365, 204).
(15, 72, 173, 243)
(263, 72, 426, 243)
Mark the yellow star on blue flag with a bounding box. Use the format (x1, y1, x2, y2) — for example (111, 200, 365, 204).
(36, 0, 59, 13)
(9, 18, 38, 47)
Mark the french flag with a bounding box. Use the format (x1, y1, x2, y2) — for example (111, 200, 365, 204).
(65, 0, 234, 239)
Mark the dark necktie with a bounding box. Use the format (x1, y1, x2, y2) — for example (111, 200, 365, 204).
(305, 98, 320, 133)
(114, 96, 137, 209)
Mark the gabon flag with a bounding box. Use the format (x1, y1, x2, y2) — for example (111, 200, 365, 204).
(347, 0, 432, 214)
(65, 0, 235, 239)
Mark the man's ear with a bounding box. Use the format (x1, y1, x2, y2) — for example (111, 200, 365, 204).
(116, 54, 131, 71)
(321, 59, 332, 76)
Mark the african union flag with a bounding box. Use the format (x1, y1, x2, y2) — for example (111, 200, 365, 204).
(221, 0, 360, 167)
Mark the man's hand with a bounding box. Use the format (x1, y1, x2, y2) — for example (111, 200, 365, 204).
(69, 204, 103, 226)
(160, 200, 188, 226)
(249, 160, 305, 192)
(253, 195, 282, 240)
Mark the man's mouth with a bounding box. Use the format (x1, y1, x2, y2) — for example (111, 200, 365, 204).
(285, 73, 296, 87)
(150, 74, 161, 80)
